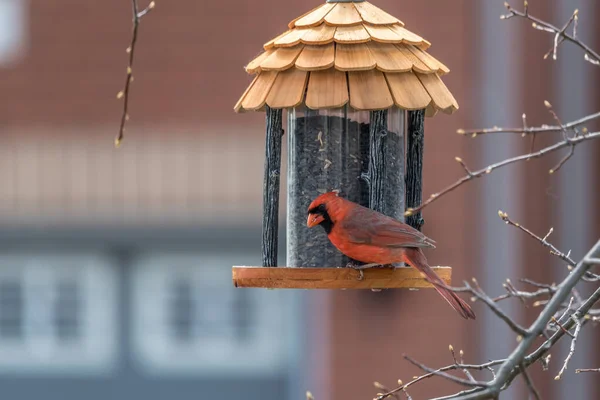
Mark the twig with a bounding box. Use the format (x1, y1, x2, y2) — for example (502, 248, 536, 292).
(115, 0, 156, 148)
(456, 111, 600, 137)
(520, 363, 541, 400)
(521, 278, 554, 289)
(554, 316, 582, 380)
(576, 368, 600, 373)
(443, 241, 600, 400)
(492, 287, 551, 303)
(404, 130, 600, 216)
(374, 382, 401, 400)
(497, 210, 600, 281)
(450, 346, 477, 382)
(403, 355, 489, 388)
(501, 2, 600, 65)
(551, 316, 575, 338)
(451, 280, 528, 336)
(555, 297, 575, 325)
(375, 359, 502, 400)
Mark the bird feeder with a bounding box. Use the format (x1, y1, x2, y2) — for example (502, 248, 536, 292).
(232, 0, 458, 290)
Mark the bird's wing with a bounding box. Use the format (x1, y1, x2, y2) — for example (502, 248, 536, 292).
(340, 206, 436, 249)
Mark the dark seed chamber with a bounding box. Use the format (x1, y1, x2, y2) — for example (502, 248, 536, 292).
(286, 106, 405, 268)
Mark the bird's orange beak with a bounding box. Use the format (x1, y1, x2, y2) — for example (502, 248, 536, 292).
(307, 214, 324, 228)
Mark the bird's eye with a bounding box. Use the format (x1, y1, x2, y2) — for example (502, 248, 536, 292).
(318, 204, 326, 212)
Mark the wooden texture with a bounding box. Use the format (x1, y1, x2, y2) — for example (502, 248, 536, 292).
(245, 49, 274, 74)
(240, 71, 277, 110)
(260, 45, 304, 71)
(234, 75, 258, 112)
(301, 24, 336, 44)
(353, 2, 402, 26)
(368, 42, 412, 72)
(324, 3, 362, 26)
(261, 107, 283, 267)
(266, 69, 308, 108)
(335, 43, 375, 71)
(232, 266, 452, 289)
(264, 30, 292, 50)
(416, 72, 459, 112)
(389, 25, 427, 47)
(367, 110, 388, 213)
(395, 45, 431, 73)
(409, 46, 450, 74)
(406, 109, 426, 231)
(385, 71, 432, 110)
(348, 69, 393, 110)
(292, 2, 336, 28)
(274, 28, 309, 47)
(334, 25, 371, 44)
(425, 103, 438, 117)
(296, 43, 335, 70)
(235, 1, 457, 113)
(305, 69, 349, 109)
(363, 24, 402, 43)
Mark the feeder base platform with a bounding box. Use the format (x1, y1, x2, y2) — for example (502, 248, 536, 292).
(232, 266, 451, 290)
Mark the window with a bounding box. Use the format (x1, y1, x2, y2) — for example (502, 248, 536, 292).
(131, 253, 295, 376)
(0, 254, 118, 373)
(0, 0, 27, 67)
(0, 280, 23, 338)
(53, 279, 80, 341)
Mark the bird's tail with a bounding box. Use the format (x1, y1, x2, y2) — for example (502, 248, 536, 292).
(402, 248, 476, 320)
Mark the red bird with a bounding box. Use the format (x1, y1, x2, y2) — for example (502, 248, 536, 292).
(306, 191, 475, 320)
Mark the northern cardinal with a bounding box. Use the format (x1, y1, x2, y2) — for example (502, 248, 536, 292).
(306, 191, 475, 320)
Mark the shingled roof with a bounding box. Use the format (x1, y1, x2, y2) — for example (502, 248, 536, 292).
(234, 1, 458, 116)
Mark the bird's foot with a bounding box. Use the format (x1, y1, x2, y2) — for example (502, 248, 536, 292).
(350, 262, 382, 270)
(345, 262, 383, 281)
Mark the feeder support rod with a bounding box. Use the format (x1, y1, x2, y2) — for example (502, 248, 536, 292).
(366, 110, 388, 214)
(405, 109, 425, 231)
(262, 106, 284, 267)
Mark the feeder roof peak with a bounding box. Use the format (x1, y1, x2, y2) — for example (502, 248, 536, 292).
(235, 1, 458, 116)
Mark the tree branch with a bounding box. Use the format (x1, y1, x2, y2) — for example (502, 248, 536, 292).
(501, 2, 600, 65)
(457, 110, 600, 138)
(520, 363, 541, 400)
(115, 0, 156, 148)
(576, 368, 600, 374)
(498, 211, 600, 281)
(443, 241, 600, 400)
(405, 130, 600, 217)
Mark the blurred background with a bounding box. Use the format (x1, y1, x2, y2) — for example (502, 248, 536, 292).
(0, 0, 599, 399)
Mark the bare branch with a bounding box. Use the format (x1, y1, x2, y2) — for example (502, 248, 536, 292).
(449, 242, 600, 400)
(502, 3, 600, 65)
(462, 281, 528, 336)
(456, 111, 600, 138)
(115, 0, 156, 148)
(374, 359, 502, 400)
(520, 363, 541, 400)
(576, 368, 600, 373)
(497, 210, 600, 281)
(550, 316, 575, 338)
(405, 131, 600, 216)
(554, 316, 582, 380)
(403, 355, 489, 388)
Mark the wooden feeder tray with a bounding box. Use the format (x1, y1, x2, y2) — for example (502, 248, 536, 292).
(232, 266, 451, 290)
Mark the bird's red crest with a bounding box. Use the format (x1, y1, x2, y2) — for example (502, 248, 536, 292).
(307, 191, 339, 212)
